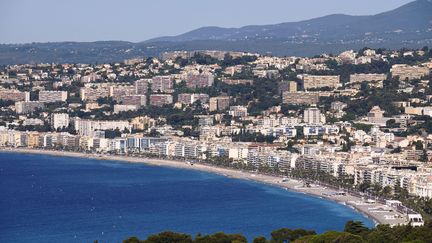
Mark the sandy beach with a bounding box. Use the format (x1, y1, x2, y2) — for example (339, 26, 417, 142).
(0, 147, 410, 226)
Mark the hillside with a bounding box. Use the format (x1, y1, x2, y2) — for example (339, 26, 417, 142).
(0, 0, 431, 64)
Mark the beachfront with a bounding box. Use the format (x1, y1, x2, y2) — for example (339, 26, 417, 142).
(0, 147, 410, 226)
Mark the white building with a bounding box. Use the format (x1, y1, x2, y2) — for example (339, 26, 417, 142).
(74, 118, 131, 137)
(303, 107, 324, 124)
(51, 113, 70, 130)
(228, 106, 248, 118)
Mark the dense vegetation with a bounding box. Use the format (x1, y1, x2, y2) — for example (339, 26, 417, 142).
(120, 221, 432, 243)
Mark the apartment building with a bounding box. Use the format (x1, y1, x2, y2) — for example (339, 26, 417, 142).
(349, 73, 387, 84)
(151, 76, 173, 93)
(303, 125, 339, 136)
(209, 96, 230, 112)
(149, 94, 173, 107)
(391, 64, 430, 80)
(130, 116, 156, 130)
(414, 176, 432, 198)
(15, 101, 45, 114)
(197, 115, 214, 126)
(118, 95, 147, 107)
(301, 74, 340, 90)
(282, 92, 319, 105)
(0, 88, 30, 102)
(134, 79, 150, 95)
(221, 79, 253, 85)
(73, 118, 131, 136)
(331, 101, 347, 111)
(51, 113, 70, 130)
(367, 106, 390, 126)
(303, 107, 323, 124)
(185, 72, 214, 88)
(80, 86, 110, 101)
(113, 105, 138, 114)
(110, 85, 135, 99)
(80, 73, 101, 83)
(228, 106, 248, 118)
(177, 93, 209, 105)
(38, 91, 68, 103)
(278, 81, 297, 94)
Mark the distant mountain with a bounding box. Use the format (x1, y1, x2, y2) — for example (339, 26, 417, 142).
(0, 0, 431, 65)
(147, 0, 432, 43)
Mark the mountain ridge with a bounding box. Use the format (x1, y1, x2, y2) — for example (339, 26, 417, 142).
(146, 0, 432, 43)
(0, 0, 431, 65)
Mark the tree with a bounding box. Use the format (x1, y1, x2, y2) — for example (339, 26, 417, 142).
(352, 123, 373, 133)
(121, 221, 432, 243)
(270, 228, 316, 243)
(382, 186, 393, 198)
(420, 150, 428, 162)
(194, 232, 247, 243)
(143, 231, 193, 243)
(344, 221, 369, 236)
(332, 232, 366, 243)
(365, 225, 398, 243)
(357, 182, 371, 193)
(123, 237, 142, 243)
(295, 231, 365, 243)
(252, 236, 268, 243)
(386, 119, 400, 128)
(413, 141, 424, 150)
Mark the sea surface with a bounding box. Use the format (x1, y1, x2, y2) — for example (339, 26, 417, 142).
(0, 152, 374, 242)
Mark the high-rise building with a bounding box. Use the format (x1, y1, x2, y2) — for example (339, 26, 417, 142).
(151, 76, 173, 93)
(135, 79, 150, 95)
(303, 107, 322, 124)
(209, 96, 230, 112)
(185, 72, 214, 88)
(51, 113, 70, 130)
(278, 81, 297, 94)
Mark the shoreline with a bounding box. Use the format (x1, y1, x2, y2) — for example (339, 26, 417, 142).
(0, 147, 409, 226)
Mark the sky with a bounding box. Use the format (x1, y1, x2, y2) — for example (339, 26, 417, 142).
(0, 0, 414, 44)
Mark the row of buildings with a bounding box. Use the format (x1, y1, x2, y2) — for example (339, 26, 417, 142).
(1, 128, 432, 200)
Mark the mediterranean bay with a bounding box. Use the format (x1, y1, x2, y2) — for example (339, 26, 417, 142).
(0, 152, 373, 242)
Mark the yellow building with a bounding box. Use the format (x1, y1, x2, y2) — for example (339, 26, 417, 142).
(131, 116, 156, 130)
(27, 132, 40, 148)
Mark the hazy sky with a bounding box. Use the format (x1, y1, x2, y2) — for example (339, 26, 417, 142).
(0, 0, 413, 44)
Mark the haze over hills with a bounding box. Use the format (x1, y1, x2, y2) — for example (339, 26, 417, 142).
(147, 0, 432, 43)
(1, 0, 431, 65)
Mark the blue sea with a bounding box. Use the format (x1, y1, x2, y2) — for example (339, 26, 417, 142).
(0, 152, 373, 242)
